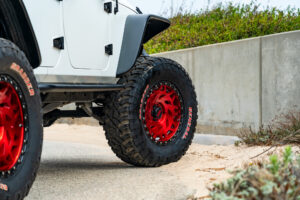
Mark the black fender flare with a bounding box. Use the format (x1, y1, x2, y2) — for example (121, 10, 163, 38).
(116, 15, 170, 76)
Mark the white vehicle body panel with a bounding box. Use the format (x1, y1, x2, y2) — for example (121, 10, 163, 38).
(23, 0, 136, 84)
(63, 0, 110, 70)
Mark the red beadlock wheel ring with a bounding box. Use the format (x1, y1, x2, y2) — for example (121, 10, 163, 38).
(0, 80, 24, 171)
(141, 82, 182, 144)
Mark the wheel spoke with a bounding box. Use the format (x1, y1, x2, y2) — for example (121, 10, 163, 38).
(1, 90, 13, 106)
(0, 102, 21, 129)
(2, 133, 11, 156)
(166, 92, 177, 103)
(151, 125, 161, 138)
(0, 128, 6, 157)
(0, 87, 9, 104)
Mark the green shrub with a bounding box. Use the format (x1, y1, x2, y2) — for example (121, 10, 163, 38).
(210, 147, 300, 200)
(145, 3, 300, 54)
(238, 112, 300, 146)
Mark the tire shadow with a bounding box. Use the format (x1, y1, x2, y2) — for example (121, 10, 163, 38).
(39, 159, 135, 171)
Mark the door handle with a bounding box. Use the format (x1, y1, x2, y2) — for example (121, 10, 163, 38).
(114, 0, 119, 14)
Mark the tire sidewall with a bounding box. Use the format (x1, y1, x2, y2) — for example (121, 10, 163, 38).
(0, 53, 42, 196)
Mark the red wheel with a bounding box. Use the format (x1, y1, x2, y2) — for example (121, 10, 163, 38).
(142, 82, 182, 143)
(0, 80, 24, 171)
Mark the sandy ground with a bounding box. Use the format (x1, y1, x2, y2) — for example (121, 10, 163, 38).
(38, 124, 299, 199)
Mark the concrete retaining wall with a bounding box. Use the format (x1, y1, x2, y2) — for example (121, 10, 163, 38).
(155, 31, 300, 135)
(261, 31, 300, 125)
(57, 31, 300, 135)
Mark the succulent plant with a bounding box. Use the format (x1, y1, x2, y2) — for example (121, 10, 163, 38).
(210, 147, 300, 200)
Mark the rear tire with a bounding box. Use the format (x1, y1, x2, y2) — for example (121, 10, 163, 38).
(103, 56, 197, 167)
(0, 39, 43, 200)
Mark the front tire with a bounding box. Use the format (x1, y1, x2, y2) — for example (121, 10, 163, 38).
(103, 57, 198, 167)
(0, 39, 43, 200)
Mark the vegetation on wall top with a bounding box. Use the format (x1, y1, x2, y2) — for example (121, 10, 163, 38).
(145, 3, 300, 54)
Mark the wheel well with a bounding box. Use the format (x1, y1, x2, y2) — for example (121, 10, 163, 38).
(0, 0, 41, 68)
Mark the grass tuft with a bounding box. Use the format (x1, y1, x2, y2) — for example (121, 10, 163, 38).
(238, 112, 300, 146)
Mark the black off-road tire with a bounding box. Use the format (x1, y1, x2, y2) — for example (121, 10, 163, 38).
(103, 56, 198, 167)
(0, 39, 43, 200)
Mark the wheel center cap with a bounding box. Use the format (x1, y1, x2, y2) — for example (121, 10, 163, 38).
(151, 105, 163, 121)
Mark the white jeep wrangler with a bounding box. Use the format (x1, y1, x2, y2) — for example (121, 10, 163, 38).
(0, 0, 198, 199)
